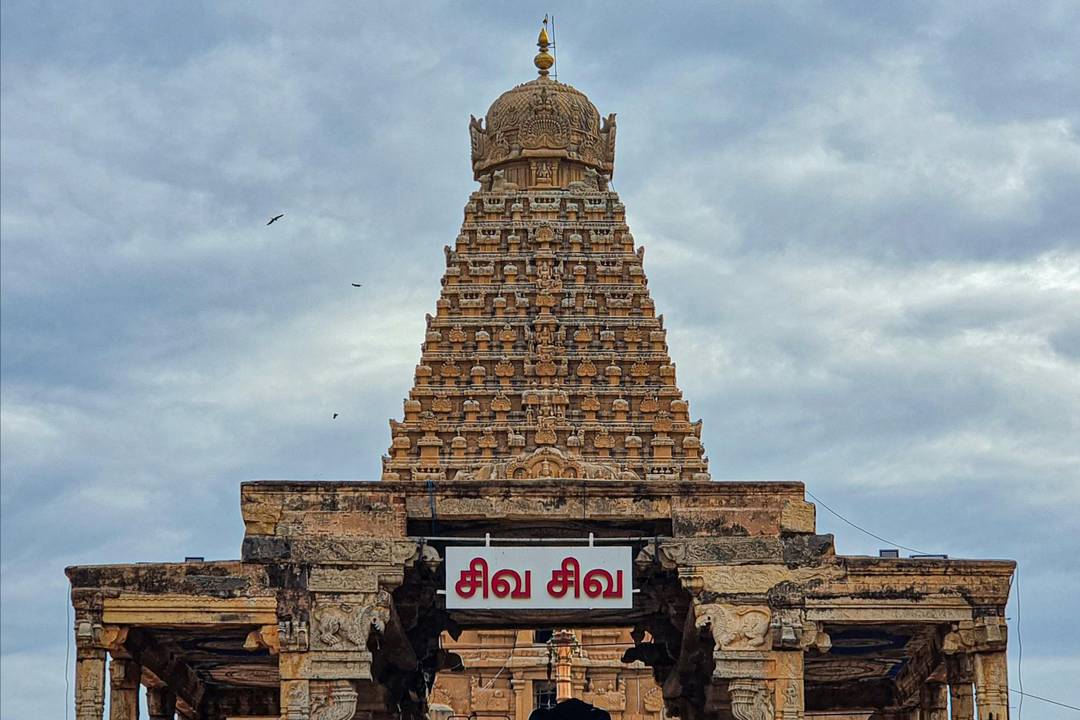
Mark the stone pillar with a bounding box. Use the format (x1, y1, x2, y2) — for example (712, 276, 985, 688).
(921, 682, 948, 720)
(942, 618, 1008, 720)
(973, 651, 1009, 720)
(73, 592, 108, 720)
(75, 647, 107, 720)
(511, 676, 531, 720)
(146, 687, 176, 720)
(774, 650, 804, 720)
(949, 681, 975, 720)
(109, 658, 142, 720)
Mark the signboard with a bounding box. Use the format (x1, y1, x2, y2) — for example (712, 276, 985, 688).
(445, 546, 633, 609)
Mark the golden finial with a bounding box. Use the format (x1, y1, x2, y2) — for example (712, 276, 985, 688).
(534, 18, 554, 77)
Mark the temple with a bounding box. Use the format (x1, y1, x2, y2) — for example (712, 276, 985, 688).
(68, 25, 1015, 720)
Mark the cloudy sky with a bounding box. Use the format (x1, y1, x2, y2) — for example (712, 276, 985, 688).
(2, 2, 1078, 717)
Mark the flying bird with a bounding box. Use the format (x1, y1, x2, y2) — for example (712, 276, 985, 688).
(332, 413, 339, 419)
(351, 282, 363, 288)
(266, 214, 284, 225)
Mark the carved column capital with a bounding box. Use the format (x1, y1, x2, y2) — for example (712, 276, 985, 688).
(72, 592, 105, 650)
(942, 616, 1007, 655)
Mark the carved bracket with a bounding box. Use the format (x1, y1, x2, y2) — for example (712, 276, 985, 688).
(312, 590, 393, 652)
(695, 604, 770, 651)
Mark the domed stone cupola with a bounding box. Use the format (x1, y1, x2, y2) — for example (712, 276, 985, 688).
(469, 24, 616, 191)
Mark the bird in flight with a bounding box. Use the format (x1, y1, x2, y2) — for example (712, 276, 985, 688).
(332, 413, 339, 419)
(266, 214, 284, 225)
(351, 283, 363, 287)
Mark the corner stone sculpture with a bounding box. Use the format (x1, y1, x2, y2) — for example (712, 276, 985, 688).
(68, 24, 1014, 720)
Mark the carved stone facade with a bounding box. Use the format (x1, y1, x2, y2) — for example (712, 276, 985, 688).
(67, 24, 1014, 720)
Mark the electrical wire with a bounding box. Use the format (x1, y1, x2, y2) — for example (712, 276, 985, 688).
(478, 631, 517, 689)
(1015, 566, 1024, 719)
(804, 488, 936, 556)
(1008, 689, 1079, 712)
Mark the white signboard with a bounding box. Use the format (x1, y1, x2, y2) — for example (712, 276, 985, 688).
(445, 546, 633, 609)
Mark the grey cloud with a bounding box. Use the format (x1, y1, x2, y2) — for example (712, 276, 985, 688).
(2, 3, 1079, 717)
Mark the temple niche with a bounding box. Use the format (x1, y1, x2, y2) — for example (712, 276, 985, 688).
(68, 23, 1014, 720)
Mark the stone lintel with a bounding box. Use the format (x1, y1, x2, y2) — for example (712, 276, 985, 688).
(816, 557, 1015, 607)
(101, 594, 277, 626)
(65, 560, 269, 598)
(805, 601, 973, 624)
(241, 478, 811, 539)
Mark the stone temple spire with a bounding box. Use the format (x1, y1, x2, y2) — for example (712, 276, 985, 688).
(382, 57, 709, 484)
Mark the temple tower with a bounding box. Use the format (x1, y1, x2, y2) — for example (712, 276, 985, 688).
(384, 28, 709, 486)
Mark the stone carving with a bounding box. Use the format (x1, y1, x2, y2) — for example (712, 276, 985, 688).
(696, 604, 770, 650)
(312, 590, 392, 650)
(429, 684, 454, 709)
(469, 75, 615, 176)
(292, 539, 426, 567)
(74, 648, 106, 720)
(728, 679, 774, 720)
(781, 681, 801, 720)
(469, 676, 511, 711)
(942, 616, 1008, 654)
(583, 675, 626, 710)
(311, 680, 358, 720)
(453, 446, 637, 481)
(284, 681, 310, 720)
(642, 685, 664, 713)
(279, 619, 310, 652)
(489, 169, 518, 192)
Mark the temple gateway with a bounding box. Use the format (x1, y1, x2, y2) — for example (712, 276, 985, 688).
(68, 27, 1015, 720)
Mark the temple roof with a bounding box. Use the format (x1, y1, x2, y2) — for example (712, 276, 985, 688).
(469, 27, 615, 180)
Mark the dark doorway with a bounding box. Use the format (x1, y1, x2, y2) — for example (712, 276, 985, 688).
(528, 698, 612, 720)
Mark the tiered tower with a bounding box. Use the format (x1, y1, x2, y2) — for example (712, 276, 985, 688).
(383, 29, 709, 485)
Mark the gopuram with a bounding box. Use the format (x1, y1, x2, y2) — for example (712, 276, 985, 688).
(68, 26, 1015, 720)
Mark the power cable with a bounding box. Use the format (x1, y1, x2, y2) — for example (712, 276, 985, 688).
(804, 488, 936, 556)
(1009, 689, 1079, 712)
(479, 631, 517, 690)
